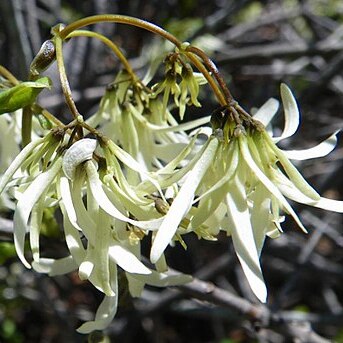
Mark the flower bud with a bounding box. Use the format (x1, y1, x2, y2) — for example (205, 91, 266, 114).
(29, 40, 56, 77)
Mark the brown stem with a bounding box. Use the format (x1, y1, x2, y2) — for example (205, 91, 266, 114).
(186, 46, 234, 104)
(54, 35, 81, 119)
(58, 15, 228, 106)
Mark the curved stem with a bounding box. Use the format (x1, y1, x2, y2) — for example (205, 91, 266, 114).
(66, 30, 137, 79)
(32, 104, 65, 127)
(183, 52, 226, 106)
(0, 65, 19, 85)
(186, 46, 234, 104)
(54, 35, 80, 119)
(59, 14, 182, 48)
(58, 14, 228, 105)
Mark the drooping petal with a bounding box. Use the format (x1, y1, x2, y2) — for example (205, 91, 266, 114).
(107, 141, 162, 194)
(128, 102, 210, 132)
(29, 197, 45, 262)
(253, 98, 279, 126)
(153, 143, 190, 163)
(313, 197, 343, 212)
(126, 273, 145, 297)
(193, 141, 239, 205)
(250, 184, 271, 256)
(150, 138, 219, 263)
(131, 269, 192, 287)
(191, 184, 229, 230)
(154, 115, 210, 133)
(154, 132, 199, 174)
(282, 131, 339, 160)
(264, 132, 320, 201)
(274, 168, 343, 212)
(239, 135, 307, 232)
(225, 172, 267, 303)
(77, 264, 118, 334)
(273, 83, 300, 143)
(32, 256, 77, 275)
(104, 176, 156, 220)
(59, 201, 86, 264)
(0, 136, 46, 194)
(79, 259, 94, 281)
(90, 208, 114, 296)
(60, 175, 96, 243)
(85, 161, 164, 230)
(108, 244, 151, 275)
(13, 158, 62, 268)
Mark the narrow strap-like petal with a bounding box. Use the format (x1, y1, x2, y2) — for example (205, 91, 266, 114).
(13, 158, 62, 268)
(264, 131, 320, 201)
(282, 131, 339, 160)
(273, 83, 300, 143)
(32, 256, 76, 275)
(77, 265, 118, 334)
(0, 137, 45, 194)
(85, 161, 164, 230)
(108, 244, 151, 274)
(250, 184, 271, 256)
(239, 136, 307, 232)
(193, 141, 239, 205)
(150, 138, 218, 263)
(131, 269, 192, 287)
(225, 173, 267, 303)
(274, 168, 343, 212)
(253, 98, 279, 126)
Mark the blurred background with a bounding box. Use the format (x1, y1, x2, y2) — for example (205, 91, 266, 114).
(0, 0, 343, 342)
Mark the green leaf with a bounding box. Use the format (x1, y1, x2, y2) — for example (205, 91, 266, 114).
(0, 77, 51, 114)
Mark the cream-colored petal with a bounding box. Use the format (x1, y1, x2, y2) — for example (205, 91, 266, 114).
(239, 136, 307, 232)
(193, 141, 238, 205)
(250, 184, 271, 256)
(191, 184, 228, 229)
(77, 265, 118, 334)
(273, 83, 300, 143)
(79, 259, 94, 281)
(60, 201, 86, 264)
(108, 244, 151, 275)
(0, 136, 45, 194)
(129, 102, 210, 132)
(126, 273, 145, 297)
(274, 168, 343, 212)
(282, 131, 339, 160)
(150, 138, 218, 263)
(60, 176, 96, 243)
(154, 132, 199, 174)
(131, 270, 192, 287)
(91, 208, 114, 296)
(264, 132, 320, 201)
(225, 174, 267, 303)
(253, 98, 279, 126)
(32, 256, 76, 275)
(29, 198, 45, 262)
(85, 161, 164, 230)
(13, 158, 62, 268)
(107, 141, 162, 194)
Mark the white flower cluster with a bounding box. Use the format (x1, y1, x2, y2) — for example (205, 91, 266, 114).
(0, 64, 342, 334)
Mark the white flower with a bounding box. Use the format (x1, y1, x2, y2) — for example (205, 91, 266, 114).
(86, 70, 209, 184)
(144, 84, 343, 302)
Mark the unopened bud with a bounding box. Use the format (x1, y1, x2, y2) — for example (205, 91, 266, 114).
(29, 40, 56, 77)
